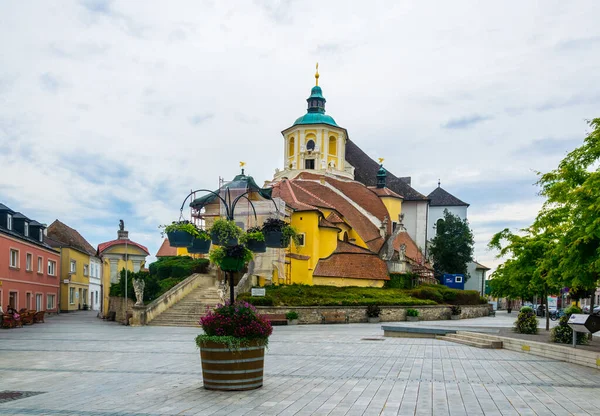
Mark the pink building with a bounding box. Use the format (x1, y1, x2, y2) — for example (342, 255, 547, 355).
(0, 203, 60, 313)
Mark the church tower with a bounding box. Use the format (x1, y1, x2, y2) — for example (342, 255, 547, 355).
(274, 64, 353, 181)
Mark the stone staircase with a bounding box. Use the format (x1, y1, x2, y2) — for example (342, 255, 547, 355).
(148, 284, 222, 327)
(436, 331, 503, 349)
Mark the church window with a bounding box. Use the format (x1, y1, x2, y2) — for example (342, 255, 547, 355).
(328, 137, 337, 156)
(436, 218, 444, 235)
(307, 140, 315, 151)
(288, 137, 295, 157)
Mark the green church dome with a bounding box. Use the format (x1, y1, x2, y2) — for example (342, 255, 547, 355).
(291, 82, 339, 128)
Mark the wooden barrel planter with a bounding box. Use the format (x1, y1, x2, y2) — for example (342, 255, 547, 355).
(199, 340, 265, 391)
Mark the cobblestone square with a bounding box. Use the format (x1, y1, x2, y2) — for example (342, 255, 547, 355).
(1, 312, 599, 415)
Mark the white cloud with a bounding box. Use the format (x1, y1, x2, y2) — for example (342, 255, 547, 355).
(0, 0, 598, 263)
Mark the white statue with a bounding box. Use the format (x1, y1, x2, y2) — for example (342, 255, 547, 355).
(321, 159, 326, 169)
(132, 278, 145, 306)
(292, 160, 297, 169)
(328, 160, 336, 169)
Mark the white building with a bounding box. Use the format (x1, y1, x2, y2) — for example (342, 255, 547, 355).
(88, 256, 102, 311)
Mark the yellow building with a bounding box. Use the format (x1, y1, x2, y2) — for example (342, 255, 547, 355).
(46, 220, 96, 312)
(181, 68, 434, 288)
(97, 222, 149, 316)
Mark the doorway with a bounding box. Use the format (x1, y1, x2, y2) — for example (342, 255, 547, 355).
(305, 159, 315, 169)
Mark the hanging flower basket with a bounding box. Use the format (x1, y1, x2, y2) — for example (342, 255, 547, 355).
(187, 238, 211, 254)
(246, 239, 266, 253)
(220, 257, 246, 272)
(209, 219, 242, 247)
(262, 218, 298, 248)
(241, 227, 267, 253)
(209, 245, 253, 272)
(160, 221, 201, 248)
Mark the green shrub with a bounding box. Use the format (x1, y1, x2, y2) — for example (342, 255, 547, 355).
(443, 291, 457, 302)
(237, 284, 436, 307)
(385, 273, 417, 289)
(366, 304, 381, 317)
(285, 311, 299, 320)
(551, 306, 589, 345)
(410, 287, 444, 303)
(520, 306, 534, 313)
(479, 296, 489, 304)
(148, 256, 209, 280)
(240, 296, 274, 306)
(406, 308, 419, 317)
(514, 307, 538, 334)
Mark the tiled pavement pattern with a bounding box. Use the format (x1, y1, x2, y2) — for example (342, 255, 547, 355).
(1, 312, 599, 415)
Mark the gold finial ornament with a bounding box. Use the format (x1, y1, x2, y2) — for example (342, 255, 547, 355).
(240, 161, 246, 167)
(315, 62, 319, 86)
(378, 158, 385, 164)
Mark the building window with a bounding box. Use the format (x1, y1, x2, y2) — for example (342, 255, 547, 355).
(436, 218, 444, 235)
(35, 294, 43, 311)
(296, 233, 306, 247)
(9, 249, 19, 268)
(84, 264, 89, 276)
(39, 229, 43, 242)
(38, 256, 43, 273)
(455, 276, 463, 283)
(47, 294, 55, 310)
(48, 260, 56, 276)
(24, 222, 29, 237)
(288, 136, 295, 157)
(95, 292, 98, 304)
(70, 260, 76, 274)
(26, 253, 32, 271)
(26, 292, 31, 309)
(7, 213, 12, 230)
(69, 287, 75, 304)
(306, 140, 315, 151)
(392, 222, 398, 232)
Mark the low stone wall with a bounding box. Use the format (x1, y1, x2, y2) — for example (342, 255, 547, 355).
(460, 331, 600, 370)
(130, 272, 215, 326)
(256, 304, 489, 324)
(108, 297, 135, 324)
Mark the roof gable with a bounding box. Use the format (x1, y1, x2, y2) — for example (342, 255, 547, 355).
(427, 187, 469, 207)
(47, 220, 96, 255)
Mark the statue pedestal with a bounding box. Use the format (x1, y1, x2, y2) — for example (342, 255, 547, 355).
(131, 305, 147, 326)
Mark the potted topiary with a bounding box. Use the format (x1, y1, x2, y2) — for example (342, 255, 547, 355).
(196, 301, 273, 391)
(209, 244, 253, 272)
(262, 218, 299, 248)
(406, 309, 419, 322)
(187, 229, 211, 254)
(160, 220, 199, 247)
(450, 305, 461, 320)
(366, 305, 381, 323)
(210, 219, 242, 247)
(286, 311, 299, 325)
(241, 227, 266, 253)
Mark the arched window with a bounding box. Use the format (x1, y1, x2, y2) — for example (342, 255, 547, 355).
(307, 140, 315, 151)
(436, 218, 444, 235)
(288, 137, 295, 157)
(343, 232, 349, 242)
(328, 136, 337, 156)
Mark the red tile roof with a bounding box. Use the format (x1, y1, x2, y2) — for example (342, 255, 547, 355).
(47, 220, 96, 256)
(319, 217, 341, 230)
(326, 212, 345, 224)
(334, 240, 374, 254)
(286, 253, 310, 260)
(313, 252, 389, 280)
(156, 239, 177, 257)
(97, 239, 149, 256)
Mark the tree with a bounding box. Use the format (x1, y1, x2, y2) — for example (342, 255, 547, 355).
(534, 118, 600, 311)
(429, 209, 474, 281)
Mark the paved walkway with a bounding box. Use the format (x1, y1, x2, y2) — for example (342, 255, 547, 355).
(1, 312, 599, 415)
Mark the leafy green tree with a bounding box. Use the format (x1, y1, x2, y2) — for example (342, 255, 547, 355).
(534, 118, 600, 311)
(429, 209, 474, 281)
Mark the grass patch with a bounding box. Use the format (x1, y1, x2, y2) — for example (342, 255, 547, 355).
(237, 284, 438, 307)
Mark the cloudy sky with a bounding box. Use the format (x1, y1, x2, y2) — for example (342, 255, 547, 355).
(1, 1, 599, 270)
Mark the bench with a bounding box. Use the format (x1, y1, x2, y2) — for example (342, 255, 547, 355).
(322, 311, 348, 324)
(261, 314, 288, 326)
